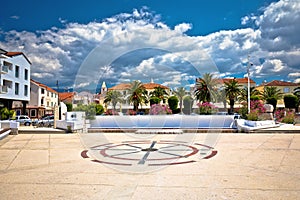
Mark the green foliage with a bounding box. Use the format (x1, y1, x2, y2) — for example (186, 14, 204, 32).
(183, 96, 193, 114)
(246, 110, 259, 121)
(127, 80, 148, 111)
(224, 79, 241, 114)
(73, 103, 97, 120)
(194, 73, 218, 103)
(149, 97, 161, 106)
(0, 107, 15, 120)
(284, 94, 298, 109)
(281, 112, 295, 124)
(266, 97, 277, 111)
(95, 104, 104, 115)
(173, 87, 186, 113)
(250, 95, 260, 101)
(168, 96, 179, 113)
(150, 87, 168, 103)
(104, 90, 123, 110)
(65, 103, 73, 111)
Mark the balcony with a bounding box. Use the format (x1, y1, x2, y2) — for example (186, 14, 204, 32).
(0, 85, 8, 94)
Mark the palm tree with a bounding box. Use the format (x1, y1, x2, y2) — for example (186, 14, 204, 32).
(127, 80, 148, 111)
(293, 86, 300, 112)
(224, 79, 241, 114)
(262, 86, 283, 110)
(238, 87, 261, 102)
(173, 87, 186, 114)
(194, 73, 218, 103)
(149, 87, 168, 103)
(104, 90, 123, 111)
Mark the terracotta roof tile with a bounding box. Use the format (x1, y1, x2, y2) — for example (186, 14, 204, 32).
(220, 78, 255, 84)
(108, 82, 169, 90)
(59, 92, 75, 102)
(5, 51, 32, 64)
(262, 80, 300, 87)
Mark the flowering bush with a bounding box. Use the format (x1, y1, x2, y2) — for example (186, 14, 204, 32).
(126, 110, 136, 115)
(105, 109, 119, 115)
(196, 102, 218, 115)
(246, 100, 267, 121)
(149, 104, 172, 115)
(275, 109, 295, 124)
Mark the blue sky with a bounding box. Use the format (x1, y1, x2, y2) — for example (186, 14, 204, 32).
(1, 0, 299, 92)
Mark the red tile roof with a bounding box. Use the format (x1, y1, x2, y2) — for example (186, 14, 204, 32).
(5, 51, 32, 64)
(143, 82, 169, 89)
(108, 82, 169, 90)
(220, 78, 255, 84)
(59, 92, 75, 102)
(31, 79, 58, 94)
(262, 80, 300, 87)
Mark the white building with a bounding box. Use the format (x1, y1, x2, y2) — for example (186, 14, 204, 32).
(0, 49, 31, 115)
(26, 79, 59, 118)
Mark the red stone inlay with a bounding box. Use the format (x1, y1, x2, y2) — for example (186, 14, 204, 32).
(81, 150, 89, 158)
(203, 150, 217, 159)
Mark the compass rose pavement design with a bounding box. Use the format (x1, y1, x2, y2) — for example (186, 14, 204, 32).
(81, 139, 217, 172)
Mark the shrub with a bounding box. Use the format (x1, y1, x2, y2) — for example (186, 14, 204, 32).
(126, 110, 136, 115)
(245, 100, 267, 121)
(73, 104, 96, 120)
(275, 109, 295, 124)
(281, 112, 295, 124)
(167, 96, 179, 113)
(0, 108, 15, 120)
(149, 104, 172, 115)
(196, 102, 218, 115)
(266, 97, 277, 111)
(95, 104, 104, 115)
(149, 97, 161, 106)
(105, 109, 119, 115)
(284, 94, 298, 109)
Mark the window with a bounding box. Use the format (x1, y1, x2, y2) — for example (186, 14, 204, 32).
(51, 102, 53, 107)
(41, 97, 44, 105)
(283, 87, 290, 93)
(41, 88, 45, 94)
(15, 83, 19, 95)
(24, 69, 28, 80)
(47, 91, 49, 96)
(15, 65, 19, 78)
(24, 85, 28, 96)
(51, 92, 53, 97)
(47, 102, 49, 106)
(30, 109, 36, 117)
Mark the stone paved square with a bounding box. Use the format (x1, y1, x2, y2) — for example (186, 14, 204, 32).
(0, 132, 299, 200)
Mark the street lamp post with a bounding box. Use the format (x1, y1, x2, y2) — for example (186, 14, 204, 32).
(247, 56, 253, 114)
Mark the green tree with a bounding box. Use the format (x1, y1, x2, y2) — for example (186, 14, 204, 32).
(284, 94, 298, 109)
(224, 79, 241, 114)
(238, 87, 261, 102)
(293, 87, 300, 112)
(65, 103, 73, 111)
(194, 73, 218, 103)
(95, 104, 104, 115)
(0, 108, 15, 120)
(168, 96, 179, 113)
(127, 80, 148, 111)
(73, 104, 96, 120)
(104, 90, 123, 111)
(262, 86, 283, 110)
(173, 87, 186, 113)
(149, 96, 161, 106)
(150, 87, 168, 103)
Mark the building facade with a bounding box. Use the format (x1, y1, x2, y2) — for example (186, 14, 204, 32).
(256, 80, 300, 108)
(24, 79, 59, 118)
(0, 49, 31, 114)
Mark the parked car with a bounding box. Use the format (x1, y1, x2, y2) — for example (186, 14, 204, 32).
(34, 115, 54, 127)
(12, 115, 32, 126)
